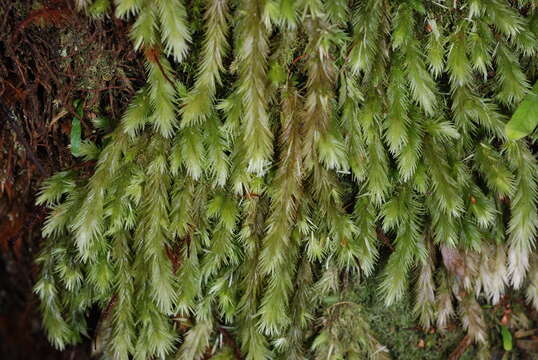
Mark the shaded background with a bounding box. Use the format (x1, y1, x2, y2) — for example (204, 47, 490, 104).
(0, 1, 143, 357)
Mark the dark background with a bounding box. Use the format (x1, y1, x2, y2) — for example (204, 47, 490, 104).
(0, 1, 143, 357)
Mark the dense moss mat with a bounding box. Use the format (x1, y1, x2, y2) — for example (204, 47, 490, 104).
(357, 277, 474, 360)
(358, 275, 538, 359)
(33, 1, 538, 358)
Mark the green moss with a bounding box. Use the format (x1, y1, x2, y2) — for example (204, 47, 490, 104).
(357, 277, 476, 360)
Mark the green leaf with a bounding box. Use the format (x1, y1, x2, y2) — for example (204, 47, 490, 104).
(322, 296, 340, 305)
(505, 81, 538, 140)
(500, 325, 512, 351)
(71, 101, 83, 157)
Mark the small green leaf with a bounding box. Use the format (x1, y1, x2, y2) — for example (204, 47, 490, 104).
(501, 325, 513, 351)
(322, 296, 340, 305)
(70, 101, 83, 157)
(71, 118, 81, 157)
(505, 81, 538, 140)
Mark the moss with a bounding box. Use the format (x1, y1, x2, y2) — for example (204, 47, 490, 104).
(58, 29, 117, 92)
(357, 277, 476, 360)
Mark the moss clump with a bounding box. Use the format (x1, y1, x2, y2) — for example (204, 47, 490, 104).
(357, 277, 476, 360)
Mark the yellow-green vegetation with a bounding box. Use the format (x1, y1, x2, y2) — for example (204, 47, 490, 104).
(35, 0, 538, 359)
